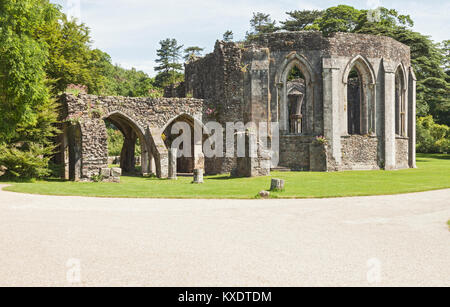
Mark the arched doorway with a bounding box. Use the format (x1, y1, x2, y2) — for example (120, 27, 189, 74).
(104, 112, 152, 175)
(287, 66, 306, 134)
(162, 114, 206, 174)
(343, 56, 376, 136)
(277, 54, 315, 134)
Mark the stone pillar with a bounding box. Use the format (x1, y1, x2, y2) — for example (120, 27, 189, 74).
(168, 148, 177, 180)
(384, 67, 396, 170)
(146, 127, 169, 178)
(149, 154, 156, 175)
(408, 68, 417, 168)
(322, 58, 342, 167)
(141, 146, 149, 175)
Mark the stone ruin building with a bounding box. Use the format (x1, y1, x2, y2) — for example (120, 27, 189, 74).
(55, 31, 417, 181)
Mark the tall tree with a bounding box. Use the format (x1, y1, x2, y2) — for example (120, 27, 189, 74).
(313, 5, 363, 36)
(154, 38, 184, 87)
(0, 0, 60, 178)
(184, 46, 204, 62)
(281, 10, 323, 31)
(246, 12, 278, 41)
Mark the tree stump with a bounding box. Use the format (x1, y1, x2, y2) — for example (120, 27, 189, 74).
(193, 169, 204, 184)
(270, 179, 285, 191)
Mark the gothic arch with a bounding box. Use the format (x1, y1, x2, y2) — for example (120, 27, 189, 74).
(162, 113, 208, 173)
(276, 53, 316, 133)
(342, 55, 377, 135)
(103, 111, 152, 175)
(395, 63, 408, 136)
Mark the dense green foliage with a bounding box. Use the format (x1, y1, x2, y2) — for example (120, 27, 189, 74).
(0, 0, 60, 178)
(417, 116, 450, 153)
(4, 154, 450, 198)
(0, 0, 162, 178)
(106, 126, 124, 157)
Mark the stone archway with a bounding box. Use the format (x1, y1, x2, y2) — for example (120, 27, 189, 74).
(103, 111, 152, 175)
(276, 53, 316, 134)
(162, 113, 206, 174)
(342, 55, 377, 135)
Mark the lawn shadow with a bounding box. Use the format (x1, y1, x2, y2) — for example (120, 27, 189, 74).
(417, 154, 450, 160)
(207, 175, 237, 181)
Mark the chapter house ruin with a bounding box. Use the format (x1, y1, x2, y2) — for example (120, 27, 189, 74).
(55, 31, 417, 181)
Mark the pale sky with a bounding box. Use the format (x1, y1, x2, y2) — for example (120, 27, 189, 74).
(51, 0, 449, 76)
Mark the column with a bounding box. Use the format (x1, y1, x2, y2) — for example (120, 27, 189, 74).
(408, 68, 417, 168)
(322, 58, 342, 167)
(384, 67, 396, 170)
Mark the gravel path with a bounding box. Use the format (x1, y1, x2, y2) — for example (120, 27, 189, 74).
(0, 185, 449, 287)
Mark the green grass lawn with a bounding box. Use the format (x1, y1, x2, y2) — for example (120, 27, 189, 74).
(2, 154, 449, 199)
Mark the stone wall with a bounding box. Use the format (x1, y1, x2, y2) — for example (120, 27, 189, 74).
(341, 136, 380, 170)
(279, 136, 313, 171)
(185, 31, 414, 174)
(185, 41, 245, 174)
(60, 31, 415, 180)
(59, 94, 205, 180)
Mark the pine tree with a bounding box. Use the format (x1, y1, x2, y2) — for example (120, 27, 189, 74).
(184, 46, 204, 62)
(155, 38, 184, 87)
(246, 13, 278, 41)
(281, 10, 323, 31)
(223, 30, 234, 42)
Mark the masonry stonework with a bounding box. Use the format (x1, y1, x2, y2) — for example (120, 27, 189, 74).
(57, 31, 416, 181)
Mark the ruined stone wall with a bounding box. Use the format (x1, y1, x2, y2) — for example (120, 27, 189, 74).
(185, 42, 245, 174)
(60, 94, 204, 179)
(327, 33, 411, 64)
(279, 136, 313, 171)
(62, 94, 204, 129)
(341, 136, 380, 170)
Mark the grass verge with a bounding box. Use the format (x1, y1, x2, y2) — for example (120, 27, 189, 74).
(2, 154, 449, 199)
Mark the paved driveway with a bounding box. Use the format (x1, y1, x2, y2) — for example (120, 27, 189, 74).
(0, 185, 449, 287)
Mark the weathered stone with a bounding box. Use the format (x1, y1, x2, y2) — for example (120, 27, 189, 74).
(100, 168, 111, 178)
(270, 179, 285, 191)
(259, 190, 270, 198)
(111, 177, 120, 183)
(193, 169, 204, 184)
(57, 31, 416, 182)
(111, 168, 122, 177)
(168, 148, 177, 180)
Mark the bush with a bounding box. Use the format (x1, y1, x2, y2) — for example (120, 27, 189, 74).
(0, 143, 54, 179)
(106, 125, 141, 157)
(107, 127, 124, 156)
(417, 116, 450, 153)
